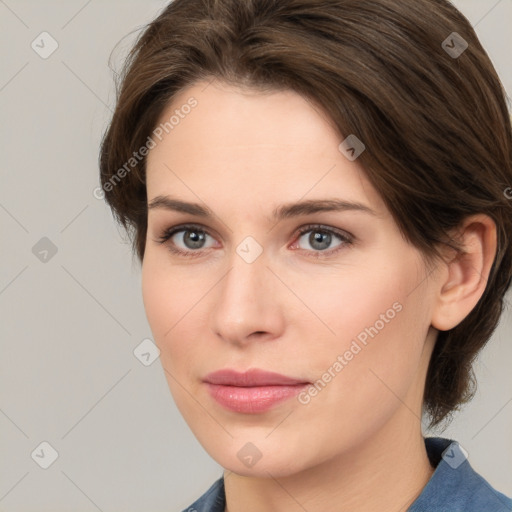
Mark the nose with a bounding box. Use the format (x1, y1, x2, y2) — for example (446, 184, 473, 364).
(211, 245, 285, 347)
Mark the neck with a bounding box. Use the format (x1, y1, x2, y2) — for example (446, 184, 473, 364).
(224, 411, 434, 512)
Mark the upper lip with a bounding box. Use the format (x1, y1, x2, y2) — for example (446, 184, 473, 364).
(203, 368, 309, 387)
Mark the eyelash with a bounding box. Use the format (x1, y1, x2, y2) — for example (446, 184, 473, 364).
(155, 223, 354, 259)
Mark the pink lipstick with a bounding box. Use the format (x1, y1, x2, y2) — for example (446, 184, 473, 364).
(203, 368, 310, 413)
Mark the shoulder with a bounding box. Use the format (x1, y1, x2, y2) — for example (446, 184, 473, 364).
(181, 477, 225, 512)
(408, 437, 512, 512)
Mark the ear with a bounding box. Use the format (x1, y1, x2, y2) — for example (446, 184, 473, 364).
(431, 214, 497, 331)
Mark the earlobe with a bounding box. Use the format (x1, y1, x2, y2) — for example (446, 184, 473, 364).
(431, 214, 497, 331)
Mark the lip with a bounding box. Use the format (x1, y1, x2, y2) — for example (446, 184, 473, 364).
(203, 368, 309, 386)
(203, 368, 310, 413)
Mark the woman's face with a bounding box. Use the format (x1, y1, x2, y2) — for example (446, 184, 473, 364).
(142, 80, 439, 477)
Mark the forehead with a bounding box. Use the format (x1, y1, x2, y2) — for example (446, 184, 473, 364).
(145, 80, 386, 216)
(150, 80, 336, 156)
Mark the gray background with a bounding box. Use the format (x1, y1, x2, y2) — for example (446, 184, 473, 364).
(1, 1, 511, 510)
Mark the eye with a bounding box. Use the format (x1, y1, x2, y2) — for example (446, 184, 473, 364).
(156, 224, 217, 257)
(155, 223, 353, 259)
(291, 224, 353, 258)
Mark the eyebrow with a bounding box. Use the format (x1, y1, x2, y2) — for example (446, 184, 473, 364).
(148, 195, 376, 222)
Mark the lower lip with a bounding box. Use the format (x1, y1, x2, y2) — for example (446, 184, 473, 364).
(205, 383, 309, 413)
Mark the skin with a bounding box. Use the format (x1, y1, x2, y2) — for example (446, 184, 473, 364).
(141, 79, 496, 512)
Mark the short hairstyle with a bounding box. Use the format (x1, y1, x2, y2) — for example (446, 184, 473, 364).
(99, 0, 512, 427)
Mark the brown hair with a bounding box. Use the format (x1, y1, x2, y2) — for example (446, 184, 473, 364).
(99, 0, 512, 427)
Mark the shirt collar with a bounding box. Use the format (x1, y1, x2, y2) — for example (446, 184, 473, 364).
(408, 437, 511, 511)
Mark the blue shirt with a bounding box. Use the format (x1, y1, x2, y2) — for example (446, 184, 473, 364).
(182, 437, 512, 511)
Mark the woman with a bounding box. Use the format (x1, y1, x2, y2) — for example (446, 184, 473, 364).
(99, 0, 512, 510)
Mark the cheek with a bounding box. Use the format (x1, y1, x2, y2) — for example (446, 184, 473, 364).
(141, 252, 183, 359)
(141, 254, 170, 339)
(296, 256, 429, 408)
(142, 249, 198, 335)
(141, 251, 213, 381)
(293, 259, 411, 352)
(141, 260, 197, 422)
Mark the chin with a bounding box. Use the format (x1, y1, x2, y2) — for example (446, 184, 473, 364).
(224, 458, 303, 479)
(203, 437, 313, 479)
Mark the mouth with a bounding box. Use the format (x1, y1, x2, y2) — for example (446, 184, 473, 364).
(203, 368, 311, 413)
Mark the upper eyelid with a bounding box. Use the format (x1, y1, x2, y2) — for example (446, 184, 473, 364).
(157, 223, 218, 243)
